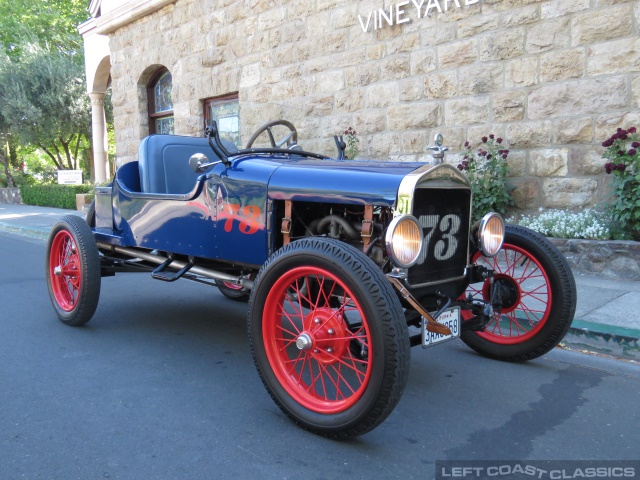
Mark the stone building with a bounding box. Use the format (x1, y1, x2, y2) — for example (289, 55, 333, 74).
(80, 0, 640, 210)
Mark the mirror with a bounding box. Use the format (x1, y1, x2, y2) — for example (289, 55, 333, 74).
(189, 153, 209, 173)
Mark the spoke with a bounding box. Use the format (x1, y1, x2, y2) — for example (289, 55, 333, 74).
(329, 363, 357, 397)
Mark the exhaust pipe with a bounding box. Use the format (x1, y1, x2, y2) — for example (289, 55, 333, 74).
(96, 242, 254, 290)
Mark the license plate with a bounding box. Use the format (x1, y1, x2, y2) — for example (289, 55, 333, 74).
(422, 307, 461, 348)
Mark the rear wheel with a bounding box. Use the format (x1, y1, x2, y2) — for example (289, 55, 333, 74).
(461, 225, 576, 362)
(248, 237, 410, 439)
(46, 215, 101, 326)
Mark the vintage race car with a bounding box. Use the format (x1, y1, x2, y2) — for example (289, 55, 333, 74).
(45, 115, 577, 439)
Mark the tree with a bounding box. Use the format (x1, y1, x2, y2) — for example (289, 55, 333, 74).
(0, 0, 88, 58)
(0, 45, 91, 171)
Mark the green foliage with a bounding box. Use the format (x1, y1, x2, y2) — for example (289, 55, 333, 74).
(0, 0, 88, 58)
(343, 127, 360, 160)
(601, 127, 640, 241)
(20, 184, 93, 210)
(514, 209, 611, 240)
(458, 135, 512, 222)
(0, 43, 91, 171)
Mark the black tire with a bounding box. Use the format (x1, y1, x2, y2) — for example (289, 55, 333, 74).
(248, 237, 410, 439)
(461, 225, 576, 362)
(46, 215, 101, 326)
(86, 200, 95, 227)
(215, 279, 251, 302)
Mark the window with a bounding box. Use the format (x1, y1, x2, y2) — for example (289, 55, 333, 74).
(148, 68, 174, 135)
(204, 93, 240, 147)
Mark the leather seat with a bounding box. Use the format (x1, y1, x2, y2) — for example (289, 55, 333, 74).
(137, 135, 237, 194)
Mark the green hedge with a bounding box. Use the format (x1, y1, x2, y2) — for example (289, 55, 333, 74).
(20, 184, 93, 210)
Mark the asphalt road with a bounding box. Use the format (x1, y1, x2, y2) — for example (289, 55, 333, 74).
(1, 232, 639, 480)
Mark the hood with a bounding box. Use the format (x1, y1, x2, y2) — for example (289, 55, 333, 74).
(265, 156, 424, 207)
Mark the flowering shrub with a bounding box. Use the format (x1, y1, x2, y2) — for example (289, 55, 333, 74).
(515, 209, 611, 240)
(458, 134, 511, 221)
(602, 126, 640, 240)
(343, 126, 360, 160)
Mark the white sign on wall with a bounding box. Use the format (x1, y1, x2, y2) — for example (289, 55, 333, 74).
(57, 170, 83, 185)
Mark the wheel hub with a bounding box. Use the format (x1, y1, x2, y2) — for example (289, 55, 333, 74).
(301, 308, 349, 364)
(482, 274, 521, 313)
(54, 265, 62, 276)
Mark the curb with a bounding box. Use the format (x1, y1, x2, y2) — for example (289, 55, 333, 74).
(0, 221, 50, 241)
(562, 319, 640, 362)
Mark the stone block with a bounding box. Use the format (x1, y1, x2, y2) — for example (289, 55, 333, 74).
(458, 63, 503, 95)
(505, 57, 538, 87)
(541, 0, 590, 18)
(379, 55, 411, 81)
(506, 121, 552, 148)
(595, 112, 640, 140)
(387, 103, 441, 130)
(587, 37, 640, 76)
(510, 178, 541, 210)
(552, 118, 593, 145)
(540, 48, 585, 82)
(353, 110, 386, 134)
(421, 22, 457, 47)
(366, 82, 399, 108)
(399, 78, 424, 101)
(542, 178, 599, 208)
(634, 75, 640, 108)
(479, 28, 525, 61)
(526, 18, 570, 53)
(506, 150, 527, 177)
(492, 90, 525, 122)
(368, 132, 401, 157)
(424, 71, 457, 99)
(571, 4, 633, 46)
(529, 149, 569, 177)
(305, 96, 334, 116)
(457, 12, 500, 38)
(502, 5, 539, 27)
(569, 147, 607, 176)
(528, 77, 627, 120)
(437, 38, 478, 68)
(444, 96, 490, 126)
(410, 48, 437, 75)
(335, 89, 364, 112)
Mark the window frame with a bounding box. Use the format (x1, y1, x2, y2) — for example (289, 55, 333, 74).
(147, 67, 174, 135)
(204, 92, 240, 146)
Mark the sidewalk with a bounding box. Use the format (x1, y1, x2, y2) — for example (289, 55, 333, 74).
(1, 202, 638, 362)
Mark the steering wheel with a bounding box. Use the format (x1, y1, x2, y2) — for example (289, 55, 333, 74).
(245, 119, 298, 149)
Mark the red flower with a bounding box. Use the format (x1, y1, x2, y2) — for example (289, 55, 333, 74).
(632, 142, 639, 148)
(617, 163, 626, 172)
(605, 162, 614, 174)
(496, 138, 503, 144)
(489, 134, 495, 140)
(629, 149, 637, 156)
(602, 138, 614, 147)
(482, 136, 488, 143)
(629, 127, 637, 133)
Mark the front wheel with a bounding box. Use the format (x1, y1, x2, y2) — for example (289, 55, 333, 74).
(461, 225, 576, 362)
(248, 237, 410, 439)
(46, 215, 101, 326)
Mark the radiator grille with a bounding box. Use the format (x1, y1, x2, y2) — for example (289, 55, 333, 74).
(407, 188, 471, 286)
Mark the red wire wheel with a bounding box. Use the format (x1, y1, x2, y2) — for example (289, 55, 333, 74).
(49, 229, 83, 312)
(249, 237, 410, 438)
(462, 244, 552, 345)
(262, 266, 373, 414)
(46, 216, 101, 326)
(460, 225, 576, 362)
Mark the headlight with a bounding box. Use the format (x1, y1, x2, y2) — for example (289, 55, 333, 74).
(385, 215, 423, 268)
(476, 213, 504, 257)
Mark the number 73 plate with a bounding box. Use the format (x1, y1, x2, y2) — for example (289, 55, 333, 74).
(422, 307, 461, 348)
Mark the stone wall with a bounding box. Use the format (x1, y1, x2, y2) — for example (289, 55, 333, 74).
(550, 238, 640, 281)
(0, 188, 22, 204)
(107, 0, 640, 210)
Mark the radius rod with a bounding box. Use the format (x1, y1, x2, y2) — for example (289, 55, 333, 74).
(96, 242, 255, 290)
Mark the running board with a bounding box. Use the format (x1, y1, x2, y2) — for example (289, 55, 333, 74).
(151, 256, 193, 282)
(96, 242, 254, 290)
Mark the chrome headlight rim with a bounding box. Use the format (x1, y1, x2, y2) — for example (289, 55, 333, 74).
(477, 212, 505, 257)
(385, 215, 424, 269)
